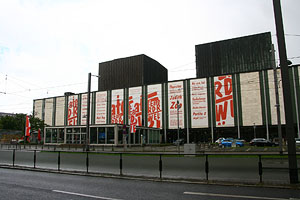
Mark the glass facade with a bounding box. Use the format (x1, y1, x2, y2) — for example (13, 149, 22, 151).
(44, 125, 161, 145)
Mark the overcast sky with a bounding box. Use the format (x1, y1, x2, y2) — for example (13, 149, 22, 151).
(0, 0, 299, 114)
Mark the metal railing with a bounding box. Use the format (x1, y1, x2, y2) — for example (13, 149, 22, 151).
(1, 148, 298, 184)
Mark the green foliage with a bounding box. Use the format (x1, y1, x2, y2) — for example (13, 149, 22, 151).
(0, 113, 45, 133)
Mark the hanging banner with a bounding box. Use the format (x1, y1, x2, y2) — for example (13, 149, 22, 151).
(111, 89, 124, 124)
(81, 93, 93, 125)
(147, 84, 162, 129)
(95, 91, 107, 124)
(214, 75, 234, 127)
(190, 79, 208, 128)
(25, 115, 31, 137)
(168, 81, 185, 129)
(129, 87, 142, 133)
(68, 95, 78, 125)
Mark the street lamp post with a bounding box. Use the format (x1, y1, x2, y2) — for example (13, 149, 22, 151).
(86, 73, 91, 152)
(273, 0, 298, 183)
(86, 72, 100, 152)
(253, 123, 256, 139)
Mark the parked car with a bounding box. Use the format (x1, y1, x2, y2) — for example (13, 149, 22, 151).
(215, 137, 225, 145)
(250, 138, 278, 147)
(220, 138, 244, 147)
(295, 138, 300, 146)
(173, 139, 185, 145)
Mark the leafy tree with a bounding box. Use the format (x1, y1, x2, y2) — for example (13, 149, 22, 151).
(0, 113, 45, 133)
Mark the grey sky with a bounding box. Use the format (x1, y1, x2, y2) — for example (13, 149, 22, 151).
(0, 0, 299, 114)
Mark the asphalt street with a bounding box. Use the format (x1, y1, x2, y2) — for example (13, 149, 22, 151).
(0, 168, 300, 200)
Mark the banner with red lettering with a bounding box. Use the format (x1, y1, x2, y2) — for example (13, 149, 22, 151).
(25, 115, 31, 137)
(111, 89, 124, 124)
(68, 95, 78, 125)
(81, 93, 92, 125)
(95, 91, 107, 124)
(190, 79, 208, 128)
(147, 84, 162, 129)
(168, 81, 185, 129)
(128, 87, 142, 133)
(214, 75, 234, 127)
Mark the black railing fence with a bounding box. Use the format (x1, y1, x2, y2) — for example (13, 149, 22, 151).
(1, 148, 298, 184)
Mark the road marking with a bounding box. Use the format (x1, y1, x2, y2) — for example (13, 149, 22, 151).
(53, 190, 123, 200)
(184, 192, 289, 200)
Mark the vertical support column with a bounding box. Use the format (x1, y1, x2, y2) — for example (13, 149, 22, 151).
(12, 149, 15, 167)
(86, 151, 89, 173)
(235, 74, 240, 139)
(163, 83, 167, 143)
(58, 151, 61, 171)
(258, 155, 263, 183)
(159, 154, 162, 179)
(185, 80, 190, 144)
(205, 154, 209, 181)
(209, 77, 214, 143)
(34, 150, 36, 168)
(120, 153, 123, 175)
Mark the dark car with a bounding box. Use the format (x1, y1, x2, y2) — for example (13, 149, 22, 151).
(250, 138, 278, 147)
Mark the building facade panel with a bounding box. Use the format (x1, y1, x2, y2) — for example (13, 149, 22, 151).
(111, 89, 124, 124)
(128, 86, 142, 133)
(95, 91, 107, 124)
(55, 97, 65, 126)
(214, 75, 234, 127)
(67, 95, 78, 126)
(147, 84, 162, 129)
(168, 81, 185, 129)
(34, 99, 43, 120)
(44, 98, 54, 126)
(190, 78, 208, 128)
(240, 72, 262, 126)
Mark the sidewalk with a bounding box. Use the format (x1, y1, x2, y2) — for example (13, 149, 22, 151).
(0, 143, 298, 154)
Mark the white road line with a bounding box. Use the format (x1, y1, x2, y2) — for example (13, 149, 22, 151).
(184, 192, 288, 200)
(53, 190, 123, 200)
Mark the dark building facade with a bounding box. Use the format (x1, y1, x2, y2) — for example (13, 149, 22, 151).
(196, 32, 273, 78)
(98, 54, 168, 91)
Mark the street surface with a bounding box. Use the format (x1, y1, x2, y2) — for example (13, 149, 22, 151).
(0, 168, 299, 200)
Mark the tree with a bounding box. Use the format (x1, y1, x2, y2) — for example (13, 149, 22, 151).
(0, 113, 45, 133)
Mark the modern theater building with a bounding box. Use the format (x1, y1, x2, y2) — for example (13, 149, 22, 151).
(33, 32, 300, 146)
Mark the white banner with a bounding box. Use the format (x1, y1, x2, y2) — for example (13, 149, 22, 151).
(81, 93, 93, 125)
(81, 94, 88, 125)
(111, 89, 124, 124)
(95, 91, 107, 124)
(68, 95, 78, 125)
(214, 75, 234, 127)
(129, 87, 142, 133)
(168, 81, 185, 129)
(190, 79, 208, 128)
(147, 84, 162, 129)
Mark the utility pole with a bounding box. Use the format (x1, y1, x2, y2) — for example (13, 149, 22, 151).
(86, 72, 91, 152)
(273, 0, 298, 184)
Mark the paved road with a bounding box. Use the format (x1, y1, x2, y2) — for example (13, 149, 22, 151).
(0, 168, 299, 200)
(0, 149, 298, 184)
